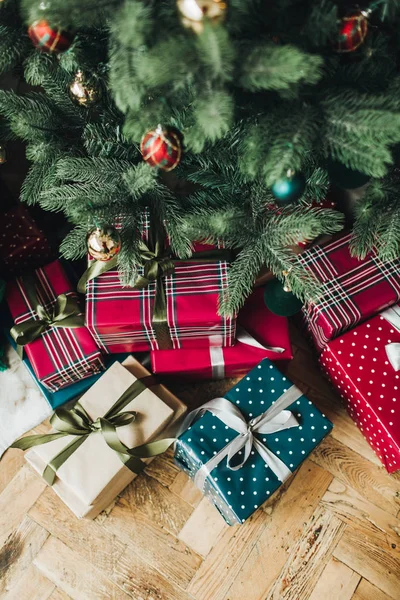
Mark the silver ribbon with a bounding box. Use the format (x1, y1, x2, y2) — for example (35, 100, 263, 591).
(381, 306, 400, 371)
(209, 326, 286, 380)
(178, 385, 302, 491)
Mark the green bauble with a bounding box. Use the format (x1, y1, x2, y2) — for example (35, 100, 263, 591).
(264, 278, 303, 317)
(271, 172, 306, 204)
(327, 159, 370, 190)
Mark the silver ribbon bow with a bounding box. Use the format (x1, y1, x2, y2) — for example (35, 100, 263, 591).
(381, 306, 400, 371)
(209, 326, 286, 379)
(179, 385, 302, 491)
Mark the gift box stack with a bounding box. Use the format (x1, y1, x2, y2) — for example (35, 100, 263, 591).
(298, 232, 400, 472)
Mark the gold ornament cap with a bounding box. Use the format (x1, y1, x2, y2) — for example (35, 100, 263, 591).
(87, 226, 121, 261)
(177, 0, 227, 33)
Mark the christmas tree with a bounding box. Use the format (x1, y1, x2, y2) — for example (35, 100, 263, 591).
(1, 0, 400, 315)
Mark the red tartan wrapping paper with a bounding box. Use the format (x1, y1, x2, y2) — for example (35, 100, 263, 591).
(86, 241, 236, 354)
(150, 287, 292, 380)
(298, 233, 400, 352)
(1, 205, 54, 277)
(320, 311, 400, 473)
(7, 260, 105, 392)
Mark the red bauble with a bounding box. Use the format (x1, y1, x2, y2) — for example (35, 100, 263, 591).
(140, 126, 182, 171)
(334, 10, 368, 53)
(28, 20, 74, 54)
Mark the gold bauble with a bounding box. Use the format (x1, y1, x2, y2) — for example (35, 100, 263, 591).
(0, 145, 7, 164)
(177, 0, 227, 33)
(69, 71, 102, 107)
(87, 226, 121, 261)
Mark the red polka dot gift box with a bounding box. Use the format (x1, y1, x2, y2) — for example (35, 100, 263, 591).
(320, 306, 400, 473)
(0, 205, 54, 278)
(298, 232, 400, 352)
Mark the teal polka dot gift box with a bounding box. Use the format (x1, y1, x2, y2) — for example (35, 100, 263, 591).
(174, 358, 333, 525)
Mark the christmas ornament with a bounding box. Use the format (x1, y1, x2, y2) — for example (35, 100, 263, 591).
(327, 158, 370, 189)
(69, 71, 102, 107)
(87, 226, 121, 262)
(271, 170, 306, 204)
(28, 20, 74, 54)
(334, 10, 368, 53)
(177, 0, 227, 33)
(140, 125, 182, 171)
(0, 145, 6, 165)
(264, 272, 303, 317)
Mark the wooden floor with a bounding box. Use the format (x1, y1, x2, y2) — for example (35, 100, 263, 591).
(0, 325, 399, 600)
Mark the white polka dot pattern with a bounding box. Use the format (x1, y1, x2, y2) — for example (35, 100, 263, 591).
(320, 311, 400, 473)
(175, 358, 333, 525)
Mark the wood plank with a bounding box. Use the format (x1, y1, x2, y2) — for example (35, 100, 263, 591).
(112, 546, 192, 600)
(120, 472, 193, 536)
(307, 557, 360, 600)
(189, 459, 333, 600)
(144, 448, 181, 488)
(334, 527, 400, 599)
(28, 487, 127, 578)
(47, 589, 72, 600)
(265, 506, 346, 600)
(0, 466, 46, 545)
(104, 496, 202, 589)
(352, 578, 393, 600)
(0, 449, 26, 495)
(178, 498, 227, 557)
(169, 472, 203, 508)
(310, 437, 400, 516)
(321, 478, 400, 544)
(0, 516, 49, 596)
(3, 563, 55, 600)
(33, 536, 130, 600)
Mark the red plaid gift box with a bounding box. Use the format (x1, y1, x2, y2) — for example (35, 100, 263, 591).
(1, 205, 54, 277)
(150, 287, 293, 380)
(298, 232, 400, 352)
(7, 260, 105, 392)
(320, 306, 400, 472)
(85, 217, 236, 353)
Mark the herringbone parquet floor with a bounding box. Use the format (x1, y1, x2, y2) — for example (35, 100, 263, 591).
(0, 325, 399, 600)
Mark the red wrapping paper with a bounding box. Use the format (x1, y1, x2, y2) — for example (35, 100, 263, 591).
(1, 205, 54, 277)
(299, 232, 400, 352)
(7, 260, 105, 392)
(150, 288, 292, 380)
(85, 218, 236, 353)
(320, 309, 400, 472)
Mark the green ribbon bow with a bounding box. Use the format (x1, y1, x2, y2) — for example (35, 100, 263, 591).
(77, 217, 233, 349)
(11, 274, 84, 355)
(11, 377, 164, 485)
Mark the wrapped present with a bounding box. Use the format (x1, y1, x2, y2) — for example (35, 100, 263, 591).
(82, 214, 236, 353)
(320, 306, 400, 472)
(174, 358, 333, 525)
(298, 232, 400, 352)
(6, 260, 105, 392)
(15, 357, 186, 518)
(151, 288, 292, 380)
(1, 205, 54, 277)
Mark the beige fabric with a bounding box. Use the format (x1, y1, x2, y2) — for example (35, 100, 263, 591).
(26, 357, 186, 518)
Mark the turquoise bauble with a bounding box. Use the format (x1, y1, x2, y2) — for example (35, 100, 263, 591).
(264, 279, 303, 317)
(271, 172, 306, 204)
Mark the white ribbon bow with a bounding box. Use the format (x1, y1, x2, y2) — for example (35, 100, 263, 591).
(209, 326, 286, 379)
(381, 306, 400, 371)
(179, 384, 302, 491)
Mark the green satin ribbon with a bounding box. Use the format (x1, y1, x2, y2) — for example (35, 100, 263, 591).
(77, 218, 233, 349)
(11, 376, 161, 485)
(10, 275, 84, 356)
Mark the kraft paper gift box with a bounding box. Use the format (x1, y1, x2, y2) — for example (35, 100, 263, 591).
(320, 305, 400, 473)
(174, 358, 333, 525)
(25, 357, 187, 518)
(150, 288, 293, 380)
(6, 260, 105, 391)
(83, 213, 236, 354)
(298, 233, 400, 352)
